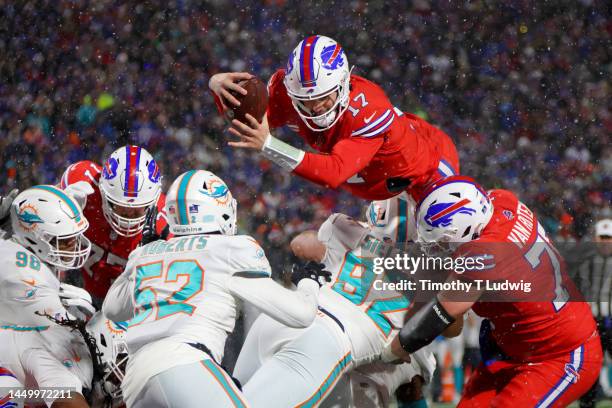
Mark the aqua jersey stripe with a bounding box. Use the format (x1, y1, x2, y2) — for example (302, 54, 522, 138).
(32, 185, 81, 222)
(1, 324, 49, 332)
(298, 353, 353, 408)
(177, 170, 197, 225)
(398, 198, 408, 243)
(201, 360, 246, 408)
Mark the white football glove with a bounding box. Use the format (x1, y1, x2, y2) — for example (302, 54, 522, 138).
(63, 181, 95, 209)
(380, 340, 405, 364)
(59, 283, 96, 320)
(0, 188, 19, 221)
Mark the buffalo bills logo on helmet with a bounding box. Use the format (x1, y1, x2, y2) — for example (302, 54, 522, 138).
(148, 159, 161, 183)
(320, 44, 345, 70)
(286, 51, 295, 74)
(103, 157, 119, 180)
(425, 199, 476, 228)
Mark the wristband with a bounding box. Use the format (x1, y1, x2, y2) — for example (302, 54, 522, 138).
(261, 134, 305, 171)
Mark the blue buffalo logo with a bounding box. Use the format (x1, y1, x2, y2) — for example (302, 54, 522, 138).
(425, 199, 475, 228)
(17, 210, 44, 225)
(320, 44, 345, 70)
(199, 184, 228, 199)
(102, 157, 119, 180)
(286, 51, 295, 74)
(148, 159, 161, 183)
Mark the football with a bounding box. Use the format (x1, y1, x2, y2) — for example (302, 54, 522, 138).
(224, 76, 269, 123)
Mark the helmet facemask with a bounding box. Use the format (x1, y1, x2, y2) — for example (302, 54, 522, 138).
(100, 189, 158, 237)
(288, 68, 351, 132)
(46, 231, 92, 270)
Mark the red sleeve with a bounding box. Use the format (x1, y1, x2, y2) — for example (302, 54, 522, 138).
(293, 136, 384, 189)
(266, 69, 292, 129)
(155, 193, 168, 235)
(60, 161, 102, 189)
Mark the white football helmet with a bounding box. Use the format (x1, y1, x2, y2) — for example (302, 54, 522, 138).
(284, 35, 351, 131)
(11, 185, 91, 270)
(166, 170, 237, 236)
(415, 176, 493, 255)
(99, 145, 162, 237)
(86, 312, 128, 405)
(366, 193, 416, 250)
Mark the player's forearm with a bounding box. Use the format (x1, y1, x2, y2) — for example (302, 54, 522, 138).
(293, 137, 383, 189)
(228, 276, 319, 328)
(102, 273, 135, 322)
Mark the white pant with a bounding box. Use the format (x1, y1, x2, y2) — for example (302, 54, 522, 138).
(242, 314, 352, 408)
(235, 313, 433, 408)
(131, 358, 248, 408)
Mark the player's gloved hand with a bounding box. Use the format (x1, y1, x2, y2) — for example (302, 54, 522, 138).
(0, 188, 19, 222)
(208, 72, 253, 109)
(291, 261, 332, 288)
(63, 181, 94, 209)
(59, 283, 96, 320)
(380, 336, 411, 364)
(141, 206, 170, 246)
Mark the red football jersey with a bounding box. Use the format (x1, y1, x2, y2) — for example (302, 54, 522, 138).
(265, 69, 459, 200)
(60, 161, 167, 300)
(457, 189, 596, 362)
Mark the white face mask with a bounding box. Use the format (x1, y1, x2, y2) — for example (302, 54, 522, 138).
(311, 108, 337, 128)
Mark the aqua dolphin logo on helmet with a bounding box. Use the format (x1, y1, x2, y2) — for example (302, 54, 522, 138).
(199, 184, 228, 199)
(17, 209, 44, 225)
(368, 201, 386, 227)
(425, 199, 476, 228)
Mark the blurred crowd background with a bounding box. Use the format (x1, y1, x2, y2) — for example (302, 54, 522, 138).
(1, 0, 610, 251)
(0, 0, 610, 405)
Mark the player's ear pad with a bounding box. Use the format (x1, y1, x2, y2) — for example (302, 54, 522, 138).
(386, 177, 411, 193)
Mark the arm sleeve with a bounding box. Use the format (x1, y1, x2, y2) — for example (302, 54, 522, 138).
(59, 160, 101, 189)
(0, 279, 71, 328)
(293, 136, 384, 189)
(22, 348, 84, 402)
(102, 255, 137, 322)
(318, 213, 369, 251)
(228, 277, 319, 328)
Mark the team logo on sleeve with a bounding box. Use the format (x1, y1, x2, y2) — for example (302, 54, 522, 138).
(148, 159, 161, 183)
(321, 44, 345, 70)
(425, 199, 476, 228)
(103, 157, 119, 180)
(16, 204, 44, 231)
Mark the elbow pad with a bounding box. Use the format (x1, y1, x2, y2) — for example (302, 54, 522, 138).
(398, 299, 455, 354)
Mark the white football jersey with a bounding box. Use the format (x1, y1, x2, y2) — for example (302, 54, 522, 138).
(124, 234, 271, 361)
(0, 323, 93, 401)
(317, 214, 412, 364)
(0, 239, 67, 330)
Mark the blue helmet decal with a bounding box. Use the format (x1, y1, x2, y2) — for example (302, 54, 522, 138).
(286, 50, 295, 75)
(425, 199, 475, 228)
(320, 44, 345, 70)
(148, 159, 161, 183)
(103, 157, 119, 180)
